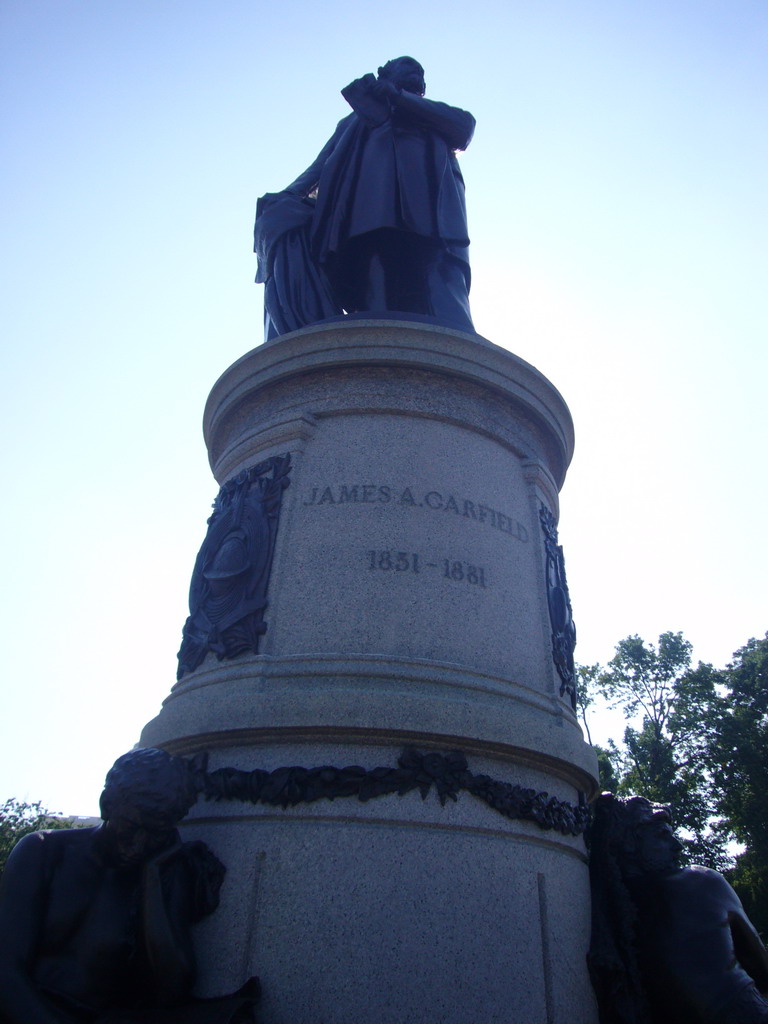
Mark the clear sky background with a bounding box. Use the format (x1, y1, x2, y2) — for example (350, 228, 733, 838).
(2, 0, 766, 815)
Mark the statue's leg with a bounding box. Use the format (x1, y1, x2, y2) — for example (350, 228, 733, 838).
(336, 231, 393, 313)
(424, 250, 474, 333)
(377, 230, 431, 314)
(336, 230, 429, 315)
(335, 231, 473, 332)
(377, 232, 474, 331)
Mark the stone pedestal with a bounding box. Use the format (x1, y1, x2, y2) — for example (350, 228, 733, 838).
(141, 320, 599, 1024)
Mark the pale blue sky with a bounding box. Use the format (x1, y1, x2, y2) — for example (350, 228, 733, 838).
(2, 0, 766, 813)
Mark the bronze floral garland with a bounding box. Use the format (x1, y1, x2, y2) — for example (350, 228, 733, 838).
(195, 748, 588, 837)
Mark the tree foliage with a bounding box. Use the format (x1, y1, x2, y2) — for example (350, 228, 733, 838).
(584, 632, 729, 868)
(576, 663, 600, 746)
(576, 665, 619, 792)
(710, 633, 768, 936)
(0, 798, 73, 882)
(582, 629, 768, 935)
(593, 744, 618, 793)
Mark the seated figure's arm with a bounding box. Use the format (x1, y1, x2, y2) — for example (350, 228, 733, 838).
(388, 90, 475, 151)
(730, 908, 768, 993)
(696, 869, 768, 992)
(140, 839, 226, 1007)
(0, 833, 80, 1024)
(140, 841, 196, 1006)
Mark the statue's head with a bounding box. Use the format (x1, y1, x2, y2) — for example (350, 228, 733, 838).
(591, 793, 683, 880)
(99, 748, 199, 867)
(378, 56, 425, 96)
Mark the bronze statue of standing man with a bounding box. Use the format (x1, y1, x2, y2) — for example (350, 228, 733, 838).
(255, 57, 475, 339)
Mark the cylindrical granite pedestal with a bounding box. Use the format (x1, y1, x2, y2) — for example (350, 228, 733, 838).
(141, 320, 599, 1024)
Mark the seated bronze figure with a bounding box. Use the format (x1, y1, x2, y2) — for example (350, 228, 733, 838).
(588, 793, 768, 1024)
(0, 748, 258, 1024)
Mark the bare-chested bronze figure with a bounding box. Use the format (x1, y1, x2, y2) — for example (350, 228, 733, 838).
(589, 793, 768, 1024)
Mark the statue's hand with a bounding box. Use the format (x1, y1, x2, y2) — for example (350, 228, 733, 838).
(370, 76, 399, 101)
(356, 73, 377, 90)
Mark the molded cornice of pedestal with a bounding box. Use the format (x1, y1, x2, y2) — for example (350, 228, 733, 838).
(203, 320, 574, 489)
(141, 652, 598, 794)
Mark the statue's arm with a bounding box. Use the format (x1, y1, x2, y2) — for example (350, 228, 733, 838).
(676, 869, 768, 997)
(730, 908, 768, 992)
(389, 90, 475, 151)
(283, 116, 352, 196)
(0, 834, 80, 1024)
(696, 869, 768, 992)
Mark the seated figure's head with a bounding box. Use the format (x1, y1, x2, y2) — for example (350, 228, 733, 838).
(378, 56, 426, 96)
(99, 748, 199, 867)
(591, 793, 683, 881)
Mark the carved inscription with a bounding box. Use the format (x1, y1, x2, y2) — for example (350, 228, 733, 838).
(366, 550, 488, 587)
(304, 484, 528, 542)
(367, 550, 421, 573)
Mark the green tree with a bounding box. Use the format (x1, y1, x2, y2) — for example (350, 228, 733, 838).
(0, 798, 72, 882)
(711, 634, 768, 936)
(576, 664, 620, 792)
(597, 632, 729, 867)
(576, 663, 601, 746)
(593, 744, 618, 793)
